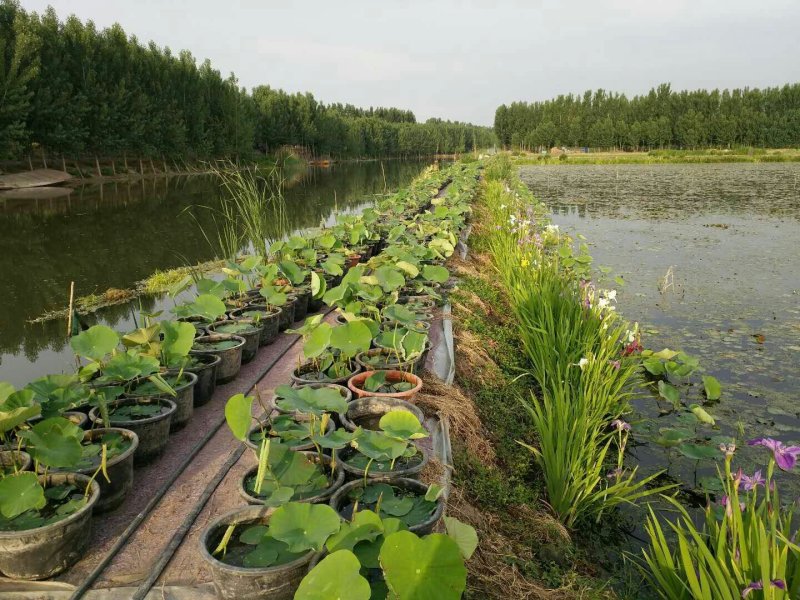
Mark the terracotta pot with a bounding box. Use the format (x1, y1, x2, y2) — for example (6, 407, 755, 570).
(347, 370, 423, 401)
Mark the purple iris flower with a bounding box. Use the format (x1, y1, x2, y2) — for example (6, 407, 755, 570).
(738, 469, 765, 491)
(747, 438, 800, 471)
(611, 419, 631, 432)
(742, 580, 786, 598)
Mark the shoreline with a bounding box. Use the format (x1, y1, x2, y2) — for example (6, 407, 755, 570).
(510, 148, 800, 166)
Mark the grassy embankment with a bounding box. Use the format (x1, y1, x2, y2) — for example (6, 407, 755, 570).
(510, 147, 800, 165)
(418, 161, 650, 599)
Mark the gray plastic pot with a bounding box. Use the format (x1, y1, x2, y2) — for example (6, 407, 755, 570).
(191, 334, 246, 384)
(330, 477, 444, 535)
(340, 396, 426, 433)
(230, 305, 281, 346)
(89, 398, 176, 466)
(290, 361, 362, 387)
(126, 371, 197, 431)
(52, 428, 138, 513)
(0, 472, 100, 580)
(181, 352, 221, 406)
(0, 450, 31, 473)
(208, 319, 263, 364)
(199, 505, 318, 600)
(238, 452, 344, 505)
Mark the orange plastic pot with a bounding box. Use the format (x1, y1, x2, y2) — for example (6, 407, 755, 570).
(347, 369, 423, 401)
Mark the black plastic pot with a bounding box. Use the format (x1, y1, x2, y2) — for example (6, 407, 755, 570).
(380, 319, 431, 334)
(126, 371, 197, 431)
(339, 445, 428, 480)
(208, 319, 263, 364)
(55, 428, 138, 513)
(199, 505, 318, 600)
(0, 472, 100, 580)
(273, 383, 351, 419)
(181, 352, 221, 407)
(397, 294, 439, 310)
(238, 452, 344, 505)
(89, 398, 176, 466)
(290, 361, 362, 387)
(330, 477, 444, 535)
(0, 450, 31, 473)
(27, 410, 88, 430)
(230, 305, 281, 346)
(340, 396, 426, 432)
(355, 348, 423, 374)
(191, 334, 246, 384)
(245, 418, 336, 453)
(277, 299, 296, 332)
(291, 286, 311, 322)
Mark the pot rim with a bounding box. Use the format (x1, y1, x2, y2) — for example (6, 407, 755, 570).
(190, 334, 247, 353)
(291, 361, 362, 386)
(232, 304, 282, 318)
(238, 451, 344, 505)
(88, 397, 177, 428)
(0, 472, 100, 538)
(207, 319, 265, 336)
(198, 505, 317, 575)
(244, 419, 336, 452)
(170, 351, 222, 371)
(273, 383, 352, 414)
(347, 370, 423, 398)
(339, 444, 428, 478)
(340, 396, 426, 432)
(127, 370, 198, 398)
(329, 476, 444, 533)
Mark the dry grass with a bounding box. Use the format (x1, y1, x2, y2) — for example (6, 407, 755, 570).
(418, 244, 615, 600)
(416, 373, 496, 467)
(447, 486, 578, 600)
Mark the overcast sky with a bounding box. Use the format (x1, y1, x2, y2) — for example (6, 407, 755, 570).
(20, 0, 800, 126)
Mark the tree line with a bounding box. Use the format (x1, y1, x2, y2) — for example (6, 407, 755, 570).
(0, 1, 494, 163)
(494, 83, 800, 151)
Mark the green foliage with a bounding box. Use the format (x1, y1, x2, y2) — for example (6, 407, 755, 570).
(640, 454, 800, 600)
(0, 472, 46, 519)
(495, 83, 800, 151)
(224, 393, 254, 441)
(482, 158, 673, 527)
(294, 550, 370, 600)
(0, 4, 494, 160)
(380, 531, 467, 599)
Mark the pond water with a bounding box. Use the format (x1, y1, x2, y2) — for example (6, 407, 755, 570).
(0, 160, 430, 387)
(520, 163, 800, 495)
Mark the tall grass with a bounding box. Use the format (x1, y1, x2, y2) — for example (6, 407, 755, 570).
(481, 155, 670, 527)
(191, 162, 289, 260)
(640, 452, 800, 600)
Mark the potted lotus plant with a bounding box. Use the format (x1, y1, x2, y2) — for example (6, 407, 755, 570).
(289, 317, 372, 386)
(338, 411, 429, 480)
(0, 412, 101, 580)
(224, 393, 345, 507)
(71, 325, 177, 465)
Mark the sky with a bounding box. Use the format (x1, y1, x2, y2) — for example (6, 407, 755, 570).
(19, 0, 800, 126)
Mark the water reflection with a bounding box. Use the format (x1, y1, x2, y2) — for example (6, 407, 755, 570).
(0, 160, 429, 385)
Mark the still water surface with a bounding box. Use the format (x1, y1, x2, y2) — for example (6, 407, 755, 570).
(0, 160, 429, 387)
(520, 163, 800, 493)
